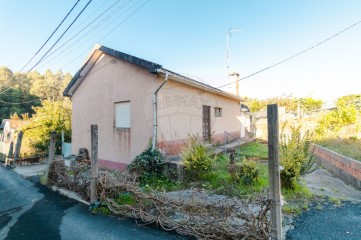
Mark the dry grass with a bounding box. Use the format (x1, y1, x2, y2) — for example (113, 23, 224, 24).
(316, 138, 361, 161)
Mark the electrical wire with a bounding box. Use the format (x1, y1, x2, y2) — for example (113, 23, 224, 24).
(61, 0, 148, 69)
(217, 19, 361, 89)
(0, 0, 83, 94)
(19, 0, 81, 72)
(27, 0, 93, 73)
(39, 0, 136, 70)
(37, 0, 126, 66)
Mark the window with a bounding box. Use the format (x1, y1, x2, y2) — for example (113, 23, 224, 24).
(214, 107, 222, 117)
(115, 101, 130, 128)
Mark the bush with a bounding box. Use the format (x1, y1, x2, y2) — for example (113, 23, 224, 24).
(280, 124, 315, 189)
(228, 160, 260, 185)
(181, 135, 214, 181)
(239, 160, 260, 185)
(128, 147, 165, 179)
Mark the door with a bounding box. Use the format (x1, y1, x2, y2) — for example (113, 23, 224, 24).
(202, 105, 211, 141)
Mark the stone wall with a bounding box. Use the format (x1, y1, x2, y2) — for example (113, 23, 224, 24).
(311, 144, 361, 190)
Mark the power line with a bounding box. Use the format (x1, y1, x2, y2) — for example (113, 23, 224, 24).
(0, 0, 83, 95)
(27, 0, 93, 73)
(19, 0, 81, 72)
(36, 0, 132, 69)
(217, 19, 361, 89)
(99, 0, 149, 41)
(0, 97, 43, 105)
(62, 0, 148, 70)
(41, 0, 137, 70)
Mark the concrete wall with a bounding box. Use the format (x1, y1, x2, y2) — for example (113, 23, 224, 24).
(311, 144, 361, 190)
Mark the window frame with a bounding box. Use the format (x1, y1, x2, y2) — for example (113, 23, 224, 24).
(214, 107, 222, 117)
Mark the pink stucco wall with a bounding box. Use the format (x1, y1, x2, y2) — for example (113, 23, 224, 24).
(71, 53, 155, 167)
(71, 53, 241, 169)
(154, 80, 241, 155)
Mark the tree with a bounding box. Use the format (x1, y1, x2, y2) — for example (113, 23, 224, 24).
(245, 96, 323, 113)
(21, 99, 72, 156)
(315, 94, 360, 135)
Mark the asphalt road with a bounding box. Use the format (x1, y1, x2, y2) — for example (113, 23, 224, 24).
(287, 201, 361, 240)
(0, 166, 187, 240)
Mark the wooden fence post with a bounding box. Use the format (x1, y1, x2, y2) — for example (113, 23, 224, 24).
(267, 104, 282, 240)
(46, 131, 57, 185)
(90, 124, 98, 204)
(12, 131, 24, 168)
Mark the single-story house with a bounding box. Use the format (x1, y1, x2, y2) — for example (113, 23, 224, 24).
(64, 45, 243, 170)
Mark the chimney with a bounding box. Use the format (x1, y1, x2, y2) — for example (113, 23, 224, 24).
(227, 72, 240, 97)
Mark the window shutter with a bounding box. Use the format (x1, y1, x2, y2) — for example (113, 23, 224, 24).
(115, 101, 130, 128)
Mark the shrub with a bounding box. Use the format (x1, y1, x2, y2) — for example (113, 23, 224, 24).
(227, 159, 260, 185)
(128, 147, 165, 179)
(280, 124, 315, 189)
(239, 160, 260, 185)
(181, 135, 214, 181)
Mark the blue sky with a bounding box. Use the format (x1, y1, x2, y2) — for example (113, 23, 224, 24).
(0, 0, 360, 101)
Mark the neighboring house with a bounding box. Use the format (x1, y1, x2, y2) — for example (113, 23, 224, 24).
(0, 119, 11, 143)
(64, 45, 242, 170)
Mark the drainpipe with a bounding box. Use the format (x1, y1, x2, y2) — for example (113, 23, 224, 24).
(152, 70, 169, 151)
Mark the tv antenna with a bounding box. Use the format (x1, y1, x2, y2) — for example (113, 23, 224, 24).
(226, 28, 242, 73)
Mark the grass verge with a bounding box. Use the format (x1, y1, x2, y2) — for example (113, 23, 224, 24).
(316, 138, 361, 161)
(237, 140, 268, 160)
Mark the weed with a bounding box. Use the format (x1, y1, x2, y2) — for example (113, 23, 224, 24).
(91, 202, 111, 215)
(282, 181, 313, 216)
(116, 192, 136, 206)
(140, 175, 183, 192)
(316, 203, 323, 210)
(328, 196, 342, 206)
(39, 170, 47, 185)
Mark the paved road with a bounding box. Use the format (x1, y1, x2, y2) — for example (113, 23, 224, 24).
(0, 166, 187, 240)
(287, 201, 361, 240)
(286, 168, 361, 240)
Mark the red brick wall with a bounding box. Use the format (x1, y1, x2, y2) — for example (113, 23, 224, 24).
(311, 144, 361, 190)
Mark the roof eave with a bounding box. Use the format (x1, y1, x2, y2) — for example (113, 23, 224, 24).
(157, 68, 241, 102)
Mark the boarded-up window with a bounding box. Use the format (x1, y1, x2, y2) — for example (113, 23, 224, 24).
(115, 101, 130, 128)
